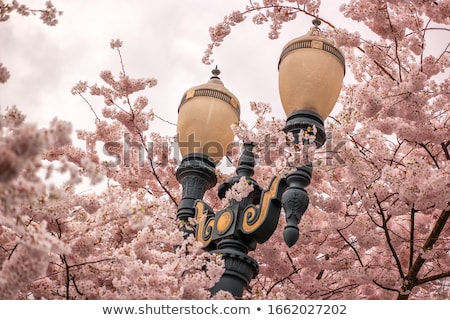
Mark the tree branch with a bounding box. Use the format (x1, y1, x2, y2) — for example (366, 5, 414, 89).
(397, 209, 450, 299)
(416, 271, 450, 286)
(419, 143, 440, 169)
(337, 229, 364, 267)
(373, 279, 400, 293)
(320, 283, 359, 300)
(385, 7, 403, 82)
(441, 141, 450, 161)
(60, 254, 71, 300)
(375, 193, 405, 279)
(409, 207, 416, 270)
(265, 251, 300, 296)
(138, 131, 179, 207)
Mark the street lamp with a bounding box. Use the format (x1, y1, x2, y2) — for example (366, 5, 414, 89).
(176, 19, 345, 297)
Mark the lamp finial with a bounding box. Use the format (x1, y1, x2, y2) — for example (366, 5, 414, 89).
(310, 18, 322, 36)
(211, 65, 221, 78)
(312, 18, 321, 28)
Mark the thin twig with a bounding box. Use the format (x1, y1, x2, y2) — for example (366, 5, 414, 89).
(76, 93, 100, 122)
(337, 229, 364, 267)
(375, 193, 405, 279)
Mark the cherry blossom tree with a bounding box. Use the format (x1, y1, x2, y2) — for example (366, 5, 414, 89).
(1, 0, 449, 300)
(0, 1, 225, 300)
(207, 0, 449, 300)
(0, 40, 225, 299)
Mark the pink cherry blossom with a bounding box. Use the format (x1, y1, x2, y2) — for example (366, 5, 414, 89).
(0, 62, 10, 83)
(1, 0, 449, 301)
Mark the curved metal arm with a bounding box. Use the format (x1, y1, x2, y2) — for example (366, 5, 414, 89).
(192, 165, 312, 249)
(241, 176, 286, 244)
(185, 143, 314, 297)
(193, 200, 215, 249)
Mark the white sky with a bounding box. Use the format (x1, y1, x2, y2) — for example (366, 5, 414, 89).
(0, 0, 352, 137)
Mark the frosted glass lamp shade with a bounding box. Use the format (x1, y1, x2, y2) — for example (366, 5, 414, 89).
(177, 75, 240, 163)
(278, 28, 345, 120)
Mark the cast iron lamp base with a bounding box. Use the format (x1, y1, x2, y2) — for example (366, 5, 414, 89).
(176, 110, 326, 297)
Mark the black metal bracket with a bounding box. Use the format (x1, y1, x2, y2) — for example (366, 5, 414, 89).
(176, 108, 324, 297)
(285, 110, 326, 147)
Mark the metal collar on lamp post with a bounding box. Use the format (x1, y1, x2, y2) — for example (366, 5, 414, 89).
(175, 20, 345, 298)
(176, 67, 239, 224)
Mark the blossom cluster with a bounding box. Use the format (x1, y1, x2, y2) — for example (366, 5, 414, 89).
(203, 0, 322, 64)
(0, 0, 62, 26)
(202, 11, 246, 64)
(0, 62, 10, 83)
(221, 176, 255, 206)
(0, 1, 62, 86)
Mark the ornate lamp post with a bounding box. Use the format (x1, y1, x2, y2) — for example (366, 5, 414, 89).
(176, 20, 345, 297)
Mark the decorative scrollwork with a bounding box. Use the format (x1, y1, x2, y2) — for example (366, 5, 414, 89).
(194, 200, 215, 248)
(241, 177, 285, 243)
(241, 206, 258, 231)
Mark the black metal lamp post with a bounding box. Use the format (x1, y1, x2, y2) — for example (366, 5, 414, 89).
(176, 20, 345, 297)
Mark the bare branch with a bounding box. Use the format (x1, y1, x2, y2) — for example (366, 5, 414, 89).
(375, 193, 405, 279)
(397, 209, 450, 299)
(337, 229, 364, 267)
(416, 271, 450, 285)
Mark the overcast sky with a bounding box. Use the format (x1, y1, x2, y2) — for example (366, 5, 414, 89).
(1, 0, 357, 137)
